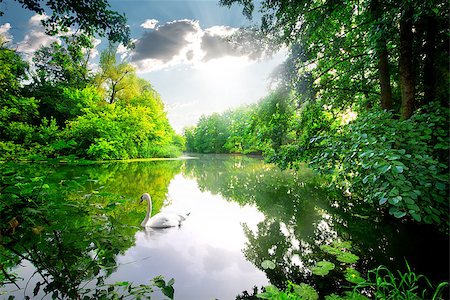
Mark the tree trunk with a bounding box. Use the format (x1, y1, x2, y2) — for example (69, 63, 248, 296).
(377, 38, 393, 110)
(110, 82, 116, 104)
(370, 0, 393, 110)
(399, 7, 415, 119)
(422, 15, 437, 105)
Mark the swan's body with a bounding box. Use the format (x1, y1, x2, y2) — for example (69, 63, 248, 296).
(140, 193, 187, 228)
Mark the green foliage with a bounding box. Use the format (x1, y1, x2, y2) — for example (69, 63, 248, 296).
(311, 261, 335, 276)
(0, 46, 28, 94)
(256, 238, 445, 300)
(1, 0, 131, 46)
(353, 263, 449, 300)
(319, 241, 360, 265)
(184, 113, 230, 153)
(95, 46, 136, 104)
(184, 90, 294, 155)
(152, 275, 175, 299)
(344, 268, 365, 284)
(77, 277, 174, 300)
(257, 282, 318, 300)
(223, 106, 262, 154)
(0, 42, 181, 161)
(65, 98, 180, 160)
(303, 103, 449, 228)
(262, 260, 277, 270)
(0, 161, 182, 298)
(32, 41, 91, 89)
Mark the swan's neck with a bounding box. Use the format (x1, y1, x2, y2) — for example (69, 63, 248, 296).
(141, 199, 152, 227)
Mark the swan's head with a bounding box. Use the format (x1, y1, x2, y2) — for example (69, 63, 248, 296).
(139, 193, 151, 204)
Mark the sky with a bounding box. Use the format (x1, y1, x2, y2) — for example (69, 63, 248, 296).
(0, 0, 287, 132)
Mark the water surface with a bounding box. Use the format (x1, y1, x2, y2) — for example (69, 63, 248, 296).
(1, 155, 448, 299)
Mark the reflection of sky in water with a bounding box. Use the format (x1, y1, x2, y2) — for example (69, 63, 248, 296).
(106, 174, 268, 299)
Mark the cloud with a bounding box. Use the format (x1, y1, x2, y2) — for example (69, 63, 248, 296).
(131, 19, 201, 66)
(130, 20, 263, 72)
(0, 23, 12, 42)
(141, 19, 159, 29)
(200, 26, 241, 61)
(87, 38, 101, 59)
(17, 14, 59, 56)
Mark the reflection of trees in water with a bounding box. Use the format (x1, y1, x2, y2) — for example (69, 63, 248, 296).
(184, 155, 342, 288)
(184, 155, 449, 297)
(0, 161, 182, 298)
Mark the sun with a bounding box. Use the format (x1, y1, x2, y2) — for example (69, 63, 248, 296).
(196, 56, 252, 83)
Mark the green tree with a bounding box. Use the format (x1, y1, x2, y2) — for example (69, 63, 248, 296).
(0, 45, 40, 155)
(31, 40, 91, 89)
(95, 46, 135, 104)
(220, 0, 449, 117)
(185, 114, 230, 153)
(1, 0, 131, 46)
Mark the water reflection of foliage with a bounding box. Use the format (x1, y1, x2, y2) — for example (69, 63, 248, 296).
(0, 160, 182, 298)
(184, 155, 340, 287)
(184, 155, 448, 297)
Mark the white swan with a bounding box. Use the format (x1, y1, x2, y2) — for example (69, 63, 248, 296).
(139, 193, 188, 228)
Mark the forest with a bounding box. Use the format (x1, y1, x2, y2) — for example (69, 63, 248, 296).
(0, 0, 449, 299)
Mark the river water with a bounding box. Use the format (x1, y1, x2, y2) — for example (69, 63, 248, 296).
(1, 155, 448, 299)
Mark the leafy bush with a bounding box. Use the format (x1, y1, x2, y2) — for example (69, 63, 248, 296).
(302, 103, 449, 228)
(264, 102, 448, 228)
(66, 102, 181, 160)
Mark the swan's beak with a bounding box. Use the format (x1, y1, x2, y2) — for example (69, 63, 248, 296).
(139, 196, 143, 204)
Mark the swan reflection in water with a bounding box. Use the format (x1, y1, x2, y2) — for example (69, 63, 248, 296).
(139, 193, 189, 228)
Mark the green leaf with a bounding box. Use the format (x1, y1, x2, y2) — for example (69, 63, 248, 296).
(403, 197, 414, 205)
(261, 260, 276, 270)
(336, 252, 359, 264)
(387, 155, 400, 160)
(362, 176, 369, 184)
(257, 285, 280, 299)
(379, 197, 388, 205)
(344, 268, 365, 284)
(320, 245, 341, 255)
(333, 241, 352, 249)
(379, 164, 391, 173)
(410, 212, 421, 222)
(388, 196, 402, 205)
(393, 211, 406, 218)
(311, 260, 335, 276)
(388, 188, 399, 197)
(293, 283, 319, 300)
(162, 286, 174, 299)
(436, 182, 446, 190)
(392, 165, 404, 174)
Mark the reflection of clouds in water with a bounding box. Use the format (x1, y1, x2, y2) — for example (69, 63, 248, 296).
(108, 174, 268, 299)
(142, 227, 175, 241)
(202, 245, 230, 272)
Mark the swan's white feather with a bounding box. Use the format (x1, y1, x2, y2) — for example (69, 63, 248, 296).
(143, 213, 183, 228)
(140, 193, 188, 228)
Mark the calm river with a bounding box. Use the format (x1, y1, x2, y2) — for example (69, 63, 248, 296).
(1, 155, 448, 299)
